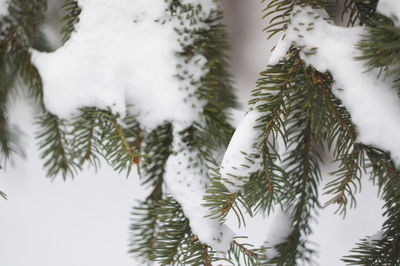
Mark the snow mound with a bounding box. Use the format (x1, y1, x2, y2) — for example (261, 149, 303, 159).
(220, 110, 262, 193)
(32, 0, 203, 130)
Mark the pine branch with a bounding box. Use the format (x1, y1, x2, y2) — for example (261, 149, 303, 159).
(76, 108, 141, 176)
(141, 123, 173, 187)
(0, 0, 47, 129)
(152, 197, 192, 265)
(129, 124, 172, 262)
(70, 109, 101, 169)
(7, 0, 47, 37)
(5, 0, 46, 99)
(297, 73, 365, 216)
(228, 239, 267, 266)
(245, 58, 298, 213)
(0, 117, 24, 168)
(36, 112, 78, 179)
(203, 175, 247, 226)
(60, 0, 80, 44)
(195, 14, 237, 149)
(129, 201, 160, 262)
(141, 196, 262, 266)
(130, 2, 239, 264)
(11, 40, 43, 100)
(356, 18, 400, 89)
(0, 52, 24, 168)
(342, 0, 380, 26)
(324, 146, 364, 216)
(267, 114, 321, 265)
(343, 147, 400, 265)
(205, 54, 297, 222)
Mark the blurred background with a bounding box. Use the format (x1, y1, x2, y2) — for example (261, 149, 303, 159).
(0, 1, 384, 265)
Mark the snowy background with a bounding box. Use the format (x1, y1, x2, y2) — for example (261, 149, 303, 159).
(0, 0, 384, 265)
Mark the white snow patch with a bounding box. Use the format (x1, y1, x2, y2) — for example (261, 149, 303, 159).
(164, 123, 234, 252)
(32, 0, 205, 130)
(365, 230, 384, 245)
(377, 0, 400, 26)
(0, 0, 8, 17)
(220, 109, 262, 193)
(270, 5, 400, 166)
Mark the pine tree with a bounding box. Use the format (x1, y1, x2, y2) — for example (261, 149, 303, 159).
(1, 0, 400, 265)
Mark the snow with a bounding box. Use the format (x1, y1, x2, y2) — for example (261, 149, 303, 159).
(270, 5, 400, 166)
(32, 0, 204, 130)
(377, 0, 400, 26)
(220, 109, 262, 193)
(0, 0, 8, 17)
(164, 123, 234, 252)
(365, 230, 384, 245)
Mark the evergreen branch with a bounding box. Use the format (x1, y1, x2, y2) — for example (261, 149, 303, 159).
(267, 121, 320, 265)
(188, 6, 245, 227)
(0, 23, 23, 169)
(78, 108, 141, 176)
(7, 0, 47, 33)
(343, 147, 400, 265)
(1, 22, 43, 100)
(141, 123, 173, 186)
(11, 40, 43, 100)
(356, 18, 400, 89)
(324, 146, 364, 216)
(178, 7, 238, 149)
(129, 160, 164, 262)
(145, 197, 261, 266)
(36, 112, 78, 179)
(173, 0, 242, 232)
(38, 108, 141, 178)
(0, 190, 6, 199)
(343, 236, 400, 265)
(129, 201, 160, 262)
(1, 31, 41, 101)
(0, 53, 24, 167)
(203, 175, 246, 226)
(0, 117, 24, 168)
(7, 0, 48, 50)
(228, 239, 267, 266)
(342, 0, 380, 26)
(129, 124, 172, 262)
(60, 0, 81, 44)
(152, 197, 192, 265)
(0, 0, 46, 103)
(312, 76, 367, 216)
(245, 51, 304, 213)
(260, 51, 327, 264)
(179, 237, 218, 266)
(262, 0, 293, 39)
(70, 109, 101, 169)
(205, 51, 299, 223)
